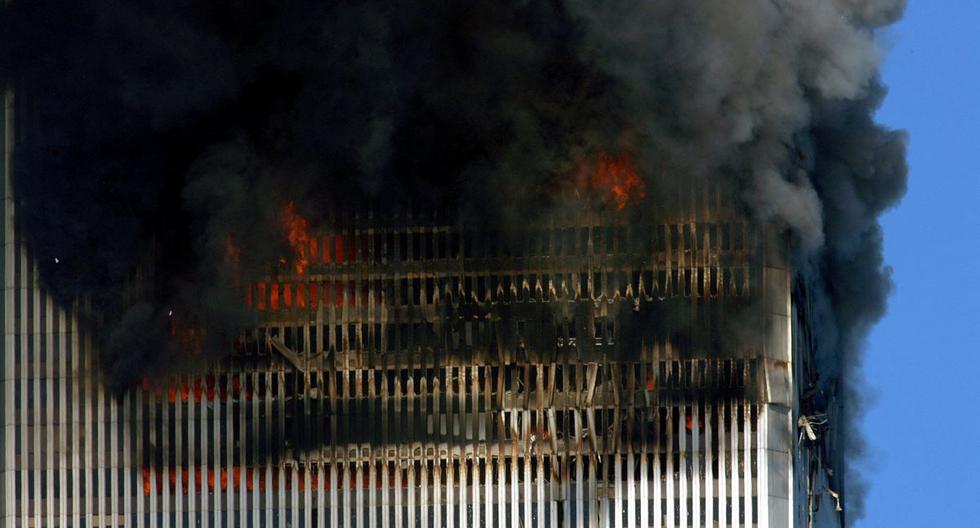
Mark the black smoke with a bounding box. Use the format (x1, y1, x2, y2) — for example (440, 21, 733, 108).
(1, 0, 907, 518)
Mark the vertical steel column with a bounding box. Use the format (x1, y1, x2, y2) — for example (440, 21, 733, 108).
(58, 308, 68, 528)
(744, 402, 753, 528)
(189, 375, 197, 527)
(666, 406, 674, 528)
(705, 403, 714, 527)
(718, 402, 726, 528)
(18, 250, 28, 528)
(274, 370, 286, 528)
(135, 375, 144, 528)
(355, 373, 364, 528)
(655, 408, 664, 528)
(473, 365, 482, 528)
(522, 407, 531, 528)
(405, 372, 415, 528)
(334, 361, 345, 528)
(0, 86, 13, 528)
(675, 404, 690, 527)
(290, 375, 300, 528)
(243, 371, 251, 528)
(28, 262, 38, 528)
(43, 293, 54, 528)
(461, 365, 469, 528)
(498, 373, 507, 528)
(212, 372, 222, 528)
(484, 367, 493, 528)
(381, 365, 391, 528)
(149, 381, 158, 528)
(757, 406, 769, 528)
(693, 401, 701, 528)
(432, 371, 442, 528)
(573, 410, 583, 528)
(94, 315, 104, 525)
(317, 372, 325, 528)
(510, 408, 519, 528)
(83, 314, 94, 526)
(628, 451, 637, 528)
(731, 403, 739, 528)
(175, 377, 184, 528)
(162, 378, 171, 525)
(535, 366, 545, 528)
(204, 373, 214, 528)
(108, 350, 119, 527)
(613, 452, 622, 528)
(445, 366, 454, 528)
(368, 372, 378, 528)
(640, 451, 649, 528)
(276, 370, 286, 528)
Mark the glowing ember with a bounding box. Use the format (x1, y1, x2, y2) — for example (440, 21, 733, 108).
(282, 202, 311, 275)
(585, 151, 645, 210)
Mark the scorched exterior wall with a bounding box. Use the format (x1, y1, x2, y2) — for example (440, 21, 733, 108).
(0, 85, 837, 527)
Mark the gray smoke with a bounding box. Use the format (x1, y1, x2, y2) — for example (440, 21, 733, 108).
(566, 2, 907, 518)
(1, 0, 906, 518)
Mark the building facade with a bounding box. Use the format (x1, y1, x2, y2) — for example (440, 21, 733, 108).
(0, 89, 841, 528)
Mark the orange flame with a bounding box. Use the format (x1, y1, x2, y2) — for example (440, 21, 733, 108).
(282, 202, 311, 275)
(585, 151, 645, 210)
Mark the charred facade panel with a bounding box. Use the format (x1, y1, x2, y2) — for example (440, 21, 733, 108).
(94, 203, 792, 527)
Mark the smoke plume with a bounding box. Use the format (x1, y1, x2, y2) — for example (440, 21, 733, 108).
(1, 0, 906, 518)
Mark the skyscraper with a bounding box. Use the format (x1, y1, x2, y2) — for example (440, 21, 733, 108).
(0, 86, 847, 527)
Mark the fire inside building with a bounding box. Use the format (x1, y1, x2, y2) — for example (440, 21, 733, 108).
(0, 88, 847, 527)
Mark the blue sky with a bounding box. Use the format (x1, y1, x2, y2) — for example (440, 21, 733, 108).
(860, 2, 980, 525)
